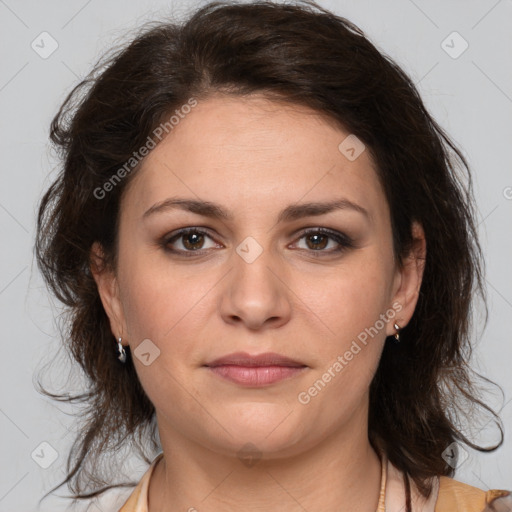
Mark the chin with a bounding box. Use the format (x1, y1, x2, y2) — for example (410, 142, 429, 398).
(208, 410, 309, 457)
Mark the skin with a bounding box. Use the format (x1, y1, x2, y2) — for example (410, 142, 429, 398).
(92, 93, 426, 511)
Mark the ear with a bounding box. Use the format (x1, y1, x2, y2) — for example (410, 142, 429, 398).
(90, 242, 127, 344)
(386, 221, 426, 336)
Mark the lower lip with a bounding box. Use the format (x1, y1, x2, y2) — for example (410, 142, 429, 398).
(206, 365, 307, 386)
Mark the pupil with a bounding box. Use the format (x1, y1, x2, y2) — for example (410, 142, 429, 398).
(183, 233, 203, 250)
(308, 234, 327, 250)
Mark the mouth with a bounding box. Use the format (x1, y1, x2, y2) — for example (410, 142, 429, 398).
(203, 352, 308, 387)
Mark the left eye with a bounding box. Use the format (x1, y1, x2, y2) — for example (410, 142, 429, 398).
(294, 230, 344, 251)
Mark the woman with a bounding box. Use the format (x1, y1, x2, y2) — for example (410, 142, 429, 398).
(35, 1, 511, 511)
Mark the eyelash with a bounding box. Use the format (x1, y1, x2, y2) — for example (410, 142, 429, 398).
(160, 227, 355, 258)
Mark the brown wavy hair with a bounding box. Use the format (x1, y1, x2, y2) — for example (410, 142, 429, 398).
(35, 0, 504, 509)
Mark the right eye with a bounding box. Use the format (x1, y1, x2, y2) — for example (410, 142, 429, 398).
(160, 228, 222, 256)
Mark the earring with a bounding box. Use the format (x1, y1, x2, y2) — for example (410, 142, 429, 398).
(393, 323, 401, 342)
(117, 337, 127, 363)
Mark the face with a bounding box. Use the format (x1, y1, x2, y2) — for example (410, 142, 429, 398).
(94, 93, 425, 460)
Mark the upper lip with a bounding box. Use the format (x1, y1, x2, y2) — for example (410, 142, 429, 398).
(205, 352, 306, 368)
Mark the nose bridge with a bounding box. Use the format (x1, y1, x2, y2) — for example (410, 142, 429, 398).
(220, 234, 291, 328)
(233, 234, 280, 298)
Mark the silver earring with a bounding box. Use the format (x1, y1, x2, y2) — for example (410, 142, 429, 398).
(117, 337, 127, 363)
(393, 323, 401, 342)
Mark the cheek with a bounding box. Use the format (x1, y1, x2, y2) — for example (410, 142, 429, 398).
(300, 253, 393, 351)
(117, 246, 218, 356)
(116, 251, 212, 411)
(294, 262, 391, 431)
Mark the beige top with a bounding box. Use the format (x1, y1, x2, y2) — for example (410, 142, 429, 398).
(117, 451, 511, 512)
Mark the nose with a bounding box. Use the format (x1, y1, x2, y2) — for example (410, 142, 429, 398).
(219, 241, 292, 331)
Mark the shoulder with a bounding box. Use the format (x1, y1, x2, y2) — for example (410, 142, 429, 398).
(435, 475, 512, 512)
(118, 452, 164, 512)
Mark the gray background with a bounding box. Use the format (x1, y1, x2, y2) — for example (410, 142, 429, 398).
(0, 0, 511, 510)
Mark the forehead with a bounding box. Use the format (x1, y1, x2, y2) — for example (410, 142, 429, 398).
(121, 94, 386, 222)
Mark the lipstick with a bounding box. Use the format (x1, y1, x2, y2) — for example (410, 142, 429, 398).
(204, 352, 307, 387)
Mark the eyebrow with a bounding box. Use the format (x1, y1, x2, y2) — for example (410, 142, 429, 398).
(142, 197, 371, 223)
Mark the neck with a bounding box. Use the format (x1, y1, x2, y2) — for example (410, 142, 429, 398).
(149, 415, 383, 511)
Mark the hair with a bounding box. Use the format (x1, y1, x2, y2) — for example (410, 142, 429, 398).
(35, 0, 504, 509)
